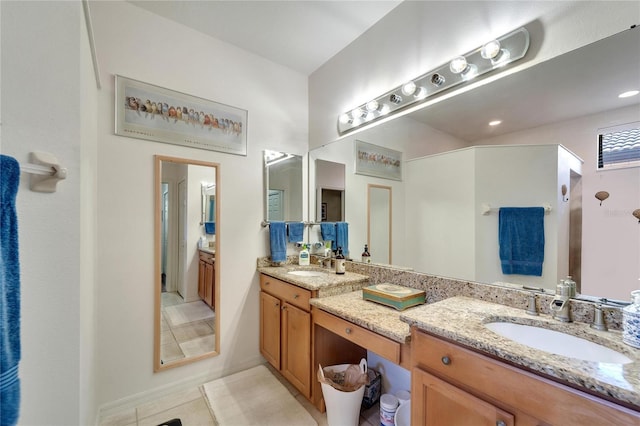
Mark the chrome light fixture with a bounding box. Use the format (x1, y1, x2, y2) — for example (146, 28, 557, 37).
(337, 27, 530, 134)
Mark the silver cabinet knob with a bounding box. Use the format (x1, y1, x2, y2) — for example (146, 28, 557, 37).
(441, 356, 451, 365)
(294, 294, 299, 299)
(496, 421, 506, 426)
(345, 328, 352, 334)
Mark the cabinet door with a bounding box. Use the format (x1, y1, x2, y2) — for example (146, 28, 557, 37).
(204, 262, 214, 307)
(260, 291, 281, 369)
(198, 260, 206, 300)
(282, 302, 311, 398)
(413, 367, 514, 426)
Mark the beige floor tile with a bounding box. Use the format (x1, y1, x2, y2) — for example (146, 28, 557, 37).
(136, 387, 204, 420)
(99, 407, 136, 426)
(179, 334, 215, 358)
(171, 320, 214, 343)
(138, 397, 215, 426)
(161, 341, 185, 364)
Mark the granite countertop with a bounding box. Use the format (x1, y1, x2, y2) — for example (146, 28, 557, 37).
(310, 290, 417, 344)
(257, 265, 369, 296)
(400, 296, 640, 408)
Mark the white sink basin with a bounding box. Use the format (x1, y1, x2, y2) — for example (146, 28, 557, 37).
(485, 322, 632, 364)
(287, 270, 325, 277)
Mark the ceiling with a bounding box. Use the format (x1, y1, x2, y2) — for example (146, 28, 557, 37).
(128, 0, 402, 75)
(127, 1, 639, 142)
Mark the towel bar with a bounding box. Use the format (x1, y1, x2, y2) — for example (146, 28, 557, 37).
(481, 203, 552, 216)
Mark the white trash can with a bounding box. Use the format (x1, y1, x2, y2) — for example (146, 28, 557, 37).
(319, 359, 367, 426)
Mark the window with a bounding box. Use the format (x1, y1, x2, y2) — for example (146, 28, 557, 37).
(597, 122, 640, 170)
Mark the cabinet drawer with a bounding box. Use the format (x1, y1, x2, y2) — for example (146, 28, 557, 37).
(412, 329, 640, 425)
(260, 274, 311, 311)
(314, 308, 400, 364)
(199, 251, 215, 264)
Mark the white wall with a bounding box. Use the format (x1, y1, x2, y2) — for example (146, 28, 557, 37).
(1, 1, 95, 425)
(310, 1, 640, 148)
(405, 148, 476, 280)
(476, 106, 640, 299)
(89, 0, 307, 412)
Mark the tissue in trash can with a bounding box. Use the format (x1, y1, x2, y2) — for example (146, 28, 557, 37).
(317, 360, 369, 392)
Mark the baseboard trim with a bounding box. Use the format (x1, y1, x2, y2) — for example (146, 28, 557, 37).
(96, 356, 264, 423)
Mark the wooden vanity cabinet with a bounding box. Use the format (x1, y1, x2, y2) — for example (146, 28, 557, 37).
(260, 274, 313, 399)
(411, 328, 640, 426)
(198, 251, 215, 308)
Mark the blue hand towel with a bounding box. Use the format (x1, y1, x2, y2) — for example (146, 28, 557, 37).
(269, 221, 287, 263)
(499, 207, 545, 276)
(204, 222, 215, 235)
(1, 155, 21, 426)
(320, 222, 335, 244)
(287, 222, 304, 243)
(335, 222, 349, 257)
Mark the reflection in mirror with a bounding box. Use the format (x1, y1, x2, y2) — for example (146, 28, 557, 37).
(309, 27, 640, 300)
(368, 185, 392, 264)
(315, 159, 345, 222)
(263, 150, 303, 222)
(155, 155, 220, 371)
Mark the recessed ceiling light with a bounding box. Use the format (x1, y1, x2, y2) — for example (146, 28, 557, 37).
(619, 90, 639, 98)
(489, 120, 502, 126)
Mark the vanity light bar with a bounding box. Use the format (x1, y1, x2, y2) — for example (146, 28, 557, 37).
(337, 27, 530, 134)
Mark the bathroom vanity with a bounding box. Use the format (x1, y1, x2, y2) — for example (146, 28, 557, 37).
(402, 297, 640, 425)
(257, 261, 640, 424)
(198, 248, 216, 308)
(257, 265, 368, 400)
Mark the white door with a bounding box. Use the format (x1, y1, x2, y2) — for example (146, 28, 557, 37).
(177, 179, 187, 298)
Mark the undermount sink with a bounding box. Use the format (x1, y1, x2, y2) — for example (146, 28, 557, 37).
(485, 322, 632, 364)
(287, 270, 325, 277)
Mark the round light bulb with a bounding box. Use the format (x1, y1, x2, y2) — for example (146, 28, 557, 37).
(339, 113, 351, 124)
(619, 90, 640, 98)
(481, 40, 501, 59)
(366, 100, 380, 112)
(401, 81, 417, 96)
(449, 56, 469, 74)
(351, 108, 365, 119)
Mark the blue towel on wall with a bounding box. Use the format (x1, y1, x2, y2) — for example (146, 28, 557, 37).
(499, 207, 545, 276)
(320, 222, 335, 244)
(204, 222, 215, 235)
(287, 222, 304, 243)
(269, 221, 287, 263)
(1, 155, 21, 426)
(335, 222, 349, 257)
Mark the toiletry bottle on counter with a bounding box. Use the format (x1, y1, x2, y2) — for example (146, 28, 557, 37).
(335, 247, 346, 274)
(299, 244, 310, 266)
(361, 244, 371, 263)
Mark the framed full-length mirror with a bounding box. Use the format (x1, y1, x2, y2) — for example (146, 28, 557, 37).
(154, 155, 220, 371)
(368, 184, 392, 264)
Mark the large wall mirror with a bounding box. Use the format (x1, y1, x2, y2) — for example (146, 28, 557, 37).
(263, 150, 304, 222)
(154, 155, 220, 371)
(309, 26, 640, 300)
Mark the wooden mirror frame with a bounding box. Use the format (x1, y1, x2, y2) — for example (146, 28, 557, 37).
(154, 155, 221, 372)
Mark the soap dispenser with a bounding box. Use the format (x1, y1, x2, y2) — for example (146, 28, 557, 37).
(298, 244, 310, 266)
(335, 246, 346, 274)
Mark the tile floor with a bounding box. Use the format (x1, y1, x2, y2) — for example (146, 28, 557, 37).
(160, 292, 216, 365)
(99, 363, 381, 426)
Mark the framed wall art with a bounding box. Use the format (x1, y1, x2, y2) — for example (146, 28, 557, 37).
(115, 75, 247, 156)
(354, 140, 402, 181)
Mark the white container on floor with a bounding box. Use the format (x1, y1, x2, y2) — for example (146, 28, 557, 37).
(380, 393, 399, 426)
(320, 361, 367, 426)
(394, 401, 411, 426)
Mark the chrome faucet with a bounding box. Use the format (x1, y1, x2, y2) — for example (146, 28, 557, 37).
(525, 292, 538, 316)
(590, 304, 608, 331)
(550, 281, 572, 322)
